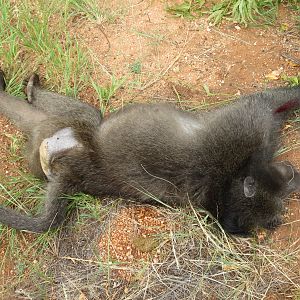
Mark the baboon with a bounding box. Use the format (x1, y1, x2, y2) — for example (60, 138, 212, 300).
(0, 70, 299, 234)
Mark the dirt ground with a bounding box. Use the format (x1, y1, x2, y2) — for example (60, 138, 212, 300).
(0, 0, 300, 298)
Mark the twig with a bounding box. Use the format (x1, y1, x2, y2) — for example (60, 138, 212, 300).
(211, 27, 252, 46)
(97, 23, 111, 54)
(172, 85, 183, 109)
(170, 230, 180, 270)
(281, 53, 300, 65)
(61, 255, 101, 264)
(187, 195, 233, 252)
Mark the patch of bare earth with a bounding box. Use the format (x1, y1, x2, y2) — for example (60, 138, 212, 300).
(98, 206, 172, 281)
(74, 1, 300, 106)
(0, 118, 24, 179)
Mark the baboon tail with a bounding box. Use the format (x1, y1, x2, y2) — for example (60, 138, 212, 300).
(0, 182, 69, 233)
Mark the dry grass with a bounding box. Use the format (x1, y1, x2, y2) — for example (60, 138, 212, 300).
(9, 202, 300, 299)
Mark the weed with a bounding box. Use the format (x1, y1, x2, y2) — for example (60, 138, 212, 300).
(282, 73, 300, 86)
(2, 69, 28, 97)
(92, 77, 125, 114)
(43, 35, 91, 96)
(0, 0, 93, 97)
(65, 0, 121, 23)
(166, 0, 205, 19)
(4, 133, 24, 163)
(208, 0, 279, 25)
(135, 30, 165, 47)
(130, 60, 142, 74)
(68, 193, 104, 223)
(167, 0, 279, 25)
(66, 0, 104, 21)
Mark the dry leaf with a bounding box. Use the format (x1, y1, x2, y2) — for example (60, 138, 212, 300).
(78, 292, 88, 300)
(280, 23, 289, 31)
(133, 236, 158, 252)
(265, 70, 282, 81)
(222, 263, 239, 271)
(265, 70, 282, 80)
(257, 230, 267, 242)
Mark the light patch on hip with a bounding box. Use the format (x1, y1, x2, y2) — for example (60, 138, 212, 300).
(39, 127, 81, 178)
(177, 116, 202, 135)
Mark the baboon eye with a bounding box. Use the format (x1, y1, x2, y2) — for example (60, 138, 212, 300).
(244, 176, 256, 198)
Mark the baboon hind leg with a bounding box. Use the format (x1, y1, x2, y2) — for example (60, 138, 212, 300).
(26, 74, 102, 124)
(0, 70, 46, 132)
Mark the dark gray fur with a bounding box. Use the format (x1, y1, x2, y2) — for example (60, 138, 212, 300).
(0, 71, 299, 234)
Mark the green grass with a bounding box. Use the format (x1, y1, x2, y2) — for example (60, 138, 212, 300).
(92, 76, 126, 114)
(0, 0, 123, 98)
(167, 0, 300, 27)
(66, 0, 107, 21)
(129, 60, 142, 74)
(0, 173, 56, 293)
(0, 1, 85, 96)
(64, 0, 123, 23)
(282, 73, 300, 86)
(208, 0, 278, 25)
(4, 134, 24, 162)
(68, 193, 108, 223)
(166, 0, 205, 19)
(167, 0, 279, 25)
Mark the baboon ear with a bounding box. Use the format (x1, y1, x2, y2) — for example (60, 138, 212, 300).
(286, 169, 300, 194)
(244, 176, 256, 198)
(275, 162, 300, 194)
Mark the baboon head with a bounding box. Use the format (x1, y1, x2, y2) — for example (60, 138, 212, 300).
(220, 162, 300, 235)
